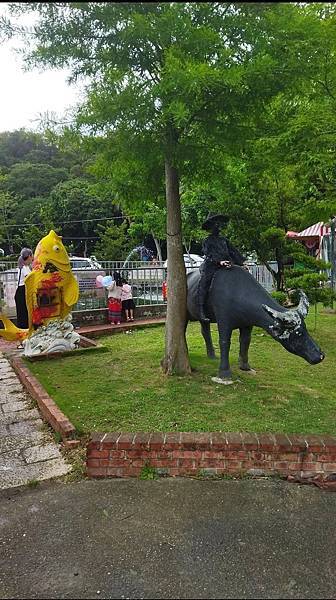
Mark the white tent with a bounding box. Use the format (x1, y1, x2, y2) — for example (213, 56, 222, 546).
(287, 222, 331, 260)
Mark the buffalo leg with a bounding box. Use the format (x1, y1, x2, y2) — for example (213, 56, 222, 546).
(217, 324, 233, 379)
(238, 326, 255, 372)
(200, 320, 216, 359)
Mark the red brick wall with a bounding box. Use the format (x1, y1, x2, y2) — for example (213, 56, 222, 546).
(87, 432, 336, 479)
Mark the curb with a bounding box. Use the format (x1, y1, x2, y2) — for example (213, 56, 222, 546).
(10, 356, 80, 447)
(78, 317, 165, 339)
(86, 431, 336, 480)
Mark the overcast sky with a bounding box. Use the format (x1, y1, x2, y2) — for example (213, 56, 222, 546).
(0, 3, 82, 133)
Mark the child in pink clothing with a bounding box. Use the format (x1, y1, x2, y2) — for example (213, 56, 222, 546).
(106, 272, 123, 325)
(121, 278, 135, 322)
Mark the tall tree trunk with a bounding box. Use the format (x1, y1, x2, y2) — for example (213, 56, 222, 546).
(152, 233, 162, 262)
(161, 158, 191, 375)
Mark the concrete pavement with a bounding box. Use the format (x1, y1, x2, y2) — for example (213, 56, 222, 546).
(0, 477, 335, 599)
(0, 352, 70, 489)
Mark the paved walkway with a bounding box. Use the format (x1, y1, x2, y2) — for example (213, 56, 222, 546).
(0, 478, 336, 599)
(0, 351, 70, 489)
(0, 338, 17, 353)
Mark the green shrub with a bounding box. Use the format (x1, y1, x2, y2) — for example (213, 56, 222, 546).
(271, 291, 287, 306)
(139, 463, 159, 480)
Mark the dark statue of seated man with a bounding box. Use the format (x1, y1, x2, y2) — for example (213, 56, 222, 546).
(198, 213, 247, 322)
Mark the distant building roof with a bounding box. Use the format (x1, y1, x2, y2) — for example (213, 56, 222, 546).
(286, 222, 330, 239)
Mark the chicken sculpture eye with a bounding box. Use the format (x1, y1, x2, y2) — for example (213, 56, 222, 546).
(53, 245, 60, 252)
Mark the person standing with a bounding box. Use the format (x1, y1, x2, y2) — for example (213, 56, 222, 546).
(15, 247, 33, 346)
(121, 277, 135, 322)
(106, 271, 123, 325)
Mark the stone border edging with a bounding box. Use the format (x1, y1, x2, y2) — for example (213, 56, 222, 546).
(10, 356, 79, 448)
(79, 335, 98, 348)
(78, 317, 166, 339)
(87, 432, 336, 479)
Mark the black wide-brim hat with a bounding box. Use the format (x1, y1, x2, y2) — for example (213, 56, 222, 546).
(202, 213, 230, 231)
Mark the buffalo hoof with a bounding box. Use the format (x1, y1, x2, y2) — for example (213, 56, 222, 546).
(211, 376, 235, 385)
(240, 368, 257, 375)
(207, 353, 216, 360)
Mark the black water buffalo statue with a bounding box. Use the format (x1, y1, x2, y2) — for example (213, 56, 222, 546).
(186, 266, 325, 384)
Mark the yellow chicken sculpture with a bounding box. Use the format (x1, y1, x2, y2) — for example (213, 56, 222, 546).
(0, 230, 79, 342)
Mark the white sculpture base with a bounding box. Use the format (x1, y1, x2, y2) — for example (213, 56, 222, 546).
(23, 315, 81, 357)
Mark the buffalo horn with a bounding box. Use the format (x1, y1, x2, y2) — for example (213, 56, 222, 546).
(262, 304, 301, 328)
(296, 290, 309, 318)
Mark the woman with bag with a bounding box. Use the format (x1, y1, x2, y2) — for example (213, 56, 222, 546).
(15, 247, 33, 347)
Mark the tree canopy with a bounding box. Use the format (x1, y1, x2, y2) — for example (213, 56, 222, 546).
(0, 129, 123, 256)
(2, 2, 336, 370)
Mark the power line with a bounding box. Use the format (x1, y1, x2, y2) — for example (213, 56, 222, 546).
(0, 215, 130, 229)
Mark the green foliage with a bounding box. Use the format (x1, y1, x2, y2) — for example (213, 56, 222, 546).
(49, 178, 115, 240)
(0, 190, 18, 253)
(0, 129, 61, 168)
(53, 431, 62, 444)
(94, 221, 135, 261)
(12, 4, 327, 244)
(260, 228, 286, 249)
(126, 201, 166, 260)
(286, 270, 334, 306)
(4, 162, 68, 199)
(0, 130, 121, 255)
(27, 479, 39, 488)
(180, 186, 215, 252)
(284, 243, 332, 305)
(271, 291, 287, 306)
(139, 463, 159, 481)
(2, 2, 336, 299)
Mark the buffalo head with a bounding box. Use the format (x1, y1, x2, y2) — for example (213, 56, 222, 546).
(262, 291, 325, 365)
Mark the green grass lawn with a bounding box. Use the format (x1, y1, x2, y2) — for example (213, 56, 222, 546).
(27, 308, 336, 435)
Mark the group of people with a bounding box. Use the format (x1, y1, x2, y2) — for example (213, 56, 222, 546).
(13, 212, 245, 336)
(13, 249, 136, 344)
(106, 273, 135, 325)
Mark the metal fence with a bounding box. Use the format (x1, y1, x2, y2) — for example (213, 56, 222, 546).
(0, 260, 276, 318)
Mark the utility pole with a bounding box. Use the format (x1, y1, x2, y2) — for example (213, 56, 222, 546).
(330, 216, 335, 309)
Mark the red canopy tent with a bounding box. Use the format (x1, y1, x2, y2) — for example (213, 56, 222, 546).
(286, 222, 330, 257)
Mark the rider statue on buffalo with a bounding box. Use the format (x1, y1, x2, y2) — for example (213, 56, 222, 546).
(189, 213, 324, 385)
